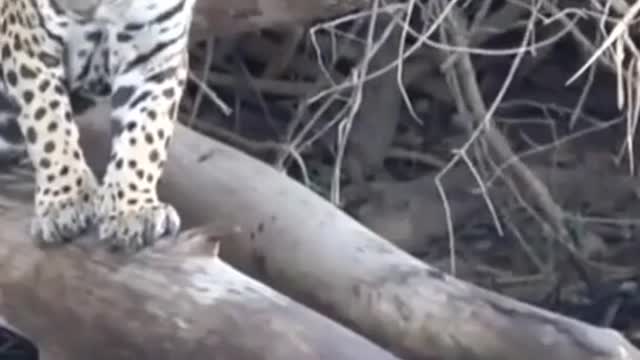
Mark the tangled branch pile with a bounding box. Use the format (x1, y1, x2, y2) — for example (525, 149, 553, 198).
(183, 0, 640, 343)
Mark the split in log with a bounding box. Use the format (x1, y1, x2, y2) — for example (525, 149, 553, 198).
(74, 104, 640, 360)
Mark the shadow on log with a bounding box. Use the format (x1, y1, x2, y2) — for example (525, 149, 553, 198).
(0, 181, 398, 359)
(73, 105, 640, 360)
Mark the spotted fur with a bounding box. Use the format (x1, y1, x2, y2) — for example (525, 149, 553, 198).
(0, 0, 196, 251)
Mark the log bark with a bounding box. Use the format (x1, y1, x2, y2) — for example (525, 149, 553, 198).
(191, 0, 371, 38)
(72, 104, 640, 360)
(0, 190, 398, 360)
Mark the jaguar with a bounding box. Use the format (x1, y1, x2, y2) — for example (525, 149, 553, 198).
(0, 0, 197, 251)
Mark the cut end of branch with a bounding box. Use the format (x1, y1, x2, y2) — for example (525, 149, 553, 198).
(160, 224, 244, 257)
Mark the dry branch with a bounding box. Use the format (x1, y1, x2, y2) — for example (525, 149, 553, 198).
(0, 184, 397, 359)
(70, 104, 640, 360)
(345, 12, 404, 183)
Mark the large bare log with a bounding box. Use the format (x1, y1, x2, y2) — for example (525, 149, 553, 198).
(74, 105, 640, 360)
(52, 0, 370, 40)
(0, 187, 399, 360)
(191, 0, 371, 38)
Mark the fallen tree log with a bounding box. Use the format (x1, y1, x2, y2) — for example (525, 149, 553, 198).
(0, 189, 399, 360)
(191, 0, 370, 38)
(73, 105, 640, 360)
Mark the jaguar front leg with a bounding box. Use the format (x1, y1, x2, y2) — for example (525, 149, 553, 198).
(96, 65, 186, 251)
(1, 56, 99, 244)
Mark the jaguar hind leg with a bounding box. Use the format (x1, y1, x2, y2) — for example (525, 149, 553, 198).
(0, 94, 26, 167)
